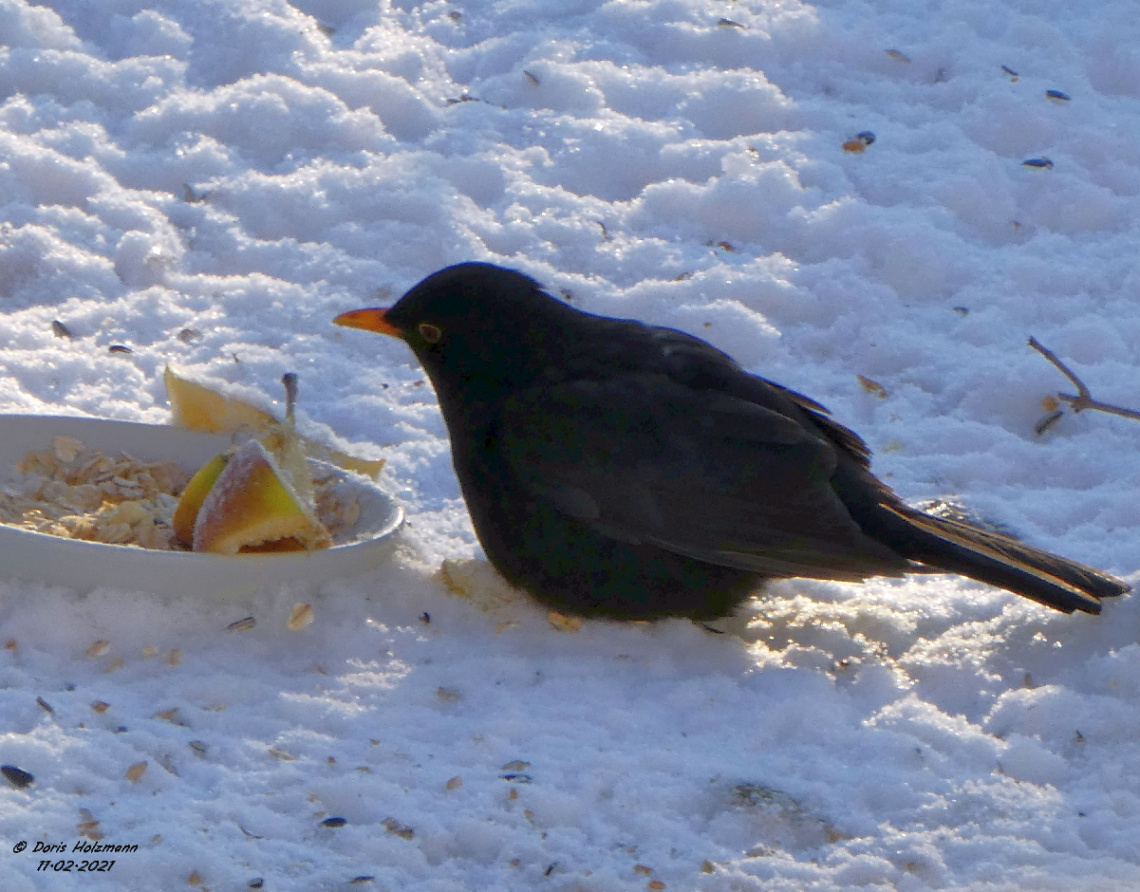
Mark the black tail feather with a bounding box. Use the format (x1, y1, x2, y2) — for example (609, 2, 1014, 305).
(864, 503, 1130, 615)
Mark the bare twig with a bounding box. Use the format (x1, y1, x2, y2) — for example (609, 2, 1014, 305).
(1028, 336, 1140, 422)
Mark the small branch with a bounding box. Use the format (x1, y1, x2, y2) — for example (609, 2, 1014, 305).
(1027, 337, 1090, 402)
(1028, 336, 1140, 422)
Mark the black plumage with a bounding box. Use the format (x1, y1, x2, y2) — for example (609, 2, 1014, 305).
(335, 262, 1128, 620)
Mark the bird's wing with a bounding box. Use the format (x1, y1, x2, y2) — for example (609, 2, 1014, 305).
(496, 374, 907, 580)
(645, 326, 875, 466)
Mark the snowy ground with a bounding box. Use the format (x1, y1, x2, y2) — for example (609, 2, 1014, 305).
(2, 0, 1140, 889)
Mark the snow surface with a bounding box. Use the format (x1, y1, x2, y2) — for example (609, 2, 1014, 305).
(2, 0, 1139, 889)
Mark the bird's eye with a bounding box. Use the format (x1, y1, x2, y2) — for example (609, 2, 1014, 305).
(418, 322, 442, 344)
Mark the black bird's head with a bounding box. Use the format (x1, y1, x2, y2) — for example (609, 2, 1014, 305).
(335, 262, 584, 411)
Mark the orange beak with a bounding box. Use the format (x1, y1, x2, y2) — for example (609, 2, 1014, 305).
(333, 308, 402, 338)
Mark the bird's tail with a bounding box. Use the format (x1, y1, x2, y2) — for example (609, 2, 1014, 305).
(862, 503, 1130, 614)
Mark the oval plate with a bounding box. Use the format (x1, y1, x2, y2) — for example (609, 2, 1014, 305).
(0, 414, 403, 597)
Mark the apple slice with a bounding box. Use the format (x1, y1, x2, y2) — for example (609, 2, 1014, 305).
(165, 366, 276, 434)
(191, 439, 332, 555)
(165, 366, 386, 478)
(172, 453, 229, 547)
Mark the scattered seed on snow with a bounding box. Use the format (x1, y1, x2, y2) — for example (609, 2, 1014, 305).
(547, 612, 582, 632)
(77, 808, 102, 840)
(126, 761, 148, 783)
(226, 617, 256, 633)
(382, 817, 414, 840)
(857, 374, 888, 398)
(1035, 409, 1065, 436)
(2, 765, 35, 789)
(844, 132, 876, 153)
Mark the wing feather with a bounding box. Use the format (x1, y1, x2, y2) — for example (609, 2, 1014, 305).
(498, 374, 907, 579)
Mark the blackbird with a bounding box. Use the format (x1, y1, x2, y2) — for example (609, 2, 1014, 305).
(335, 262, 1129, 620)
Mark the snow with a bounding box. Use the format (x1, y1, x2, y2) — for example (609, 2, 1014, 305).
(1, 0, 1139, 888)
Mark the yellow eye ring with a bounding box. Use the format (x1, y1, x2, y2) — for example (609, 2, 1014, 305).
(418, 322, 442, 343)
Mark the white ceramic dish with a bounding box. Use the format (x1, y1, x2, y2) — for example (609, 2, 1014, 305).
(0, 414, 403, 597)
